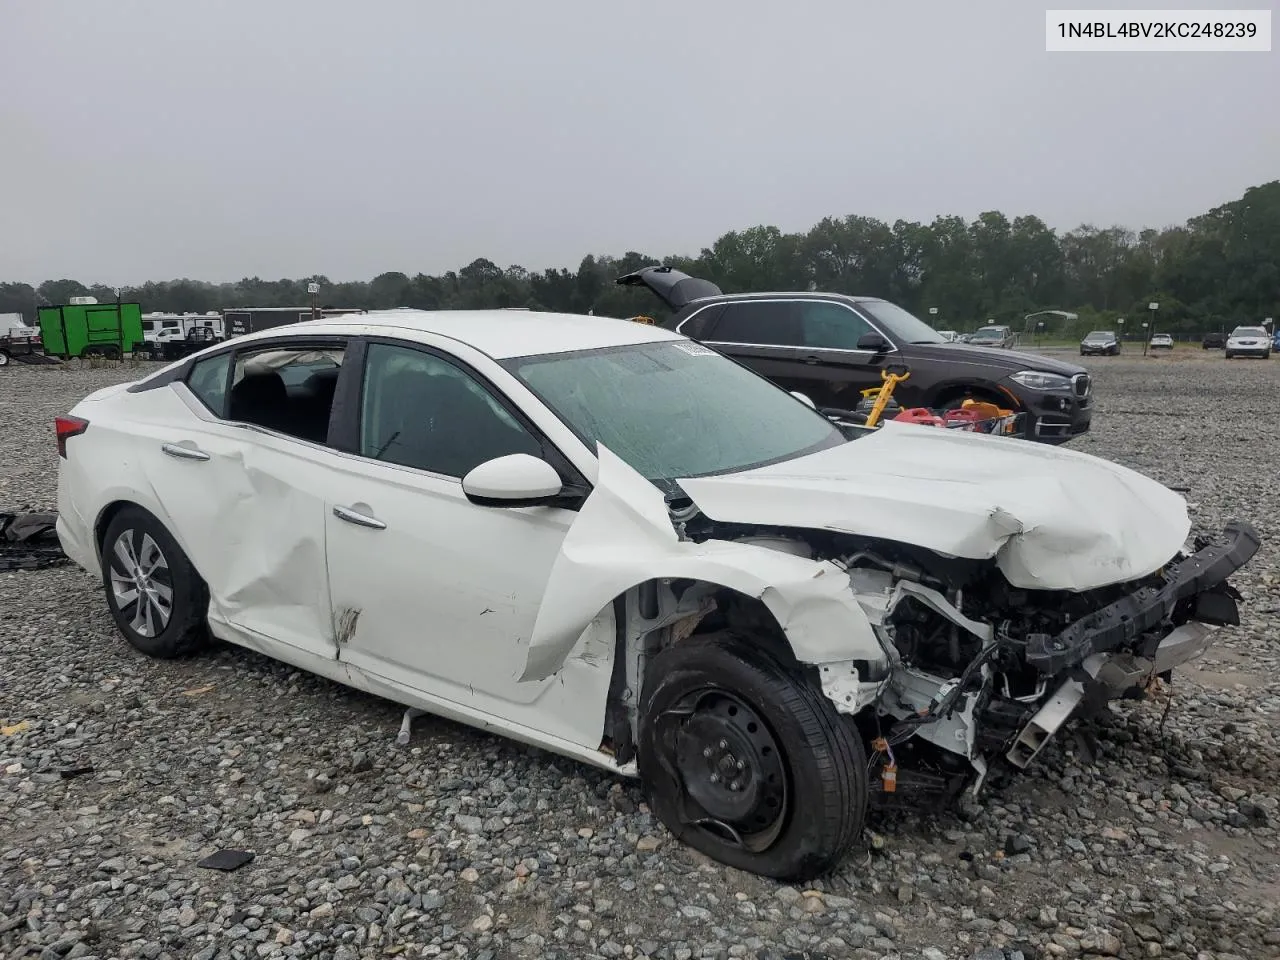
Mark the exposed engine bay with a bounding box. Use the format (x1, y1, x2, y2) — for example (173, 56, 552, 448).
(661, 504, 1262, 807)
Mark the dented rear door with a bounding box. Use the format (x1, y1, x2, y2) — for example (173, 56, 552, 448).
(132, 386, 339, 660)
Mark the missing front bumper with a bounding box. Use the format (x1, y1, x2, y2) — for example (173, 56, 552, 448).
(1023, 520, 1260, 675)
(1002, 521, 1260, 771)
(1005, 621, 1214, 769)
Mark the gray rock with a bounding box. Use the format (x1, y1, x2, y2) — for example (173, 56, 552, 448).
(3, 358, 1279, 960)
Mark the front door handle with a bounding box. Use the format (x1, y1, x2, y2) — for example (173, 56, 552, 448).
(333, 504, 387, 530)
(802, 355, 821, 365)
(161, 441, 210, 462)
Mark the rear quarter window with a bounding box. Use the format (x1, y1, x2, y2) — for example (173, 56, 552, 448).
(675, 304, 725, 340)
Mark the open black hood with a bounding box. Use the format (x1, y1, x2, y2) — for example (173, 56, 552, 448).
(615, 266, 723, 311)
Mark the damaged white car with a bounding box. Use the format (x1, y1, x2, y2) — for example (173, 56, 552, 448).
(55, 310, 1260, 881)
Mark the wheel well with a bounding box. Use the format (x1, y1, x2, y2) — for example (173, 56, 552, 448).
(931, 382, 1014, 410)
(95, 500, 145, 554)
(603, 581, 798, 765)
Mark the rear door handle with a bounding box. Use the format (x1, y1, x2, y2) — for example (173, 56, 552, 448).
(333, 504, 387, 530)
(161, 441, 210, 462)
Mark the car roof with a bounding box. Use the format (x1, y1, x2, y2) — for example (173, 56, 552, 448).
(229, 308, 684, 359)
(691, 291, 883, 305)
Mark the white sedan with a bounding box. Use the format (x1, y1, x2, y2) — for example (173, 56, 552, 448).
(56, 310, 1259, 880)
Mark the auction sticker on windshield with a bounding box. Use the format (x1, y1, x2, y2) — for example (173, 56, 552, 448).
(674, 342, 716, 356)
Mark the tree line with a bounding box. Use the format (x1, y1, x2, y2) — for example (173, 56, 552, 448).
(4, 180, 1276, 341)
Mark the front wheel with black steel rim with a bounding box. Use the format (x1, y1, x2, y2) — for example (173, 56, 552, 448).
(637, 631, 867, 880)
(101, 507, 209, 658)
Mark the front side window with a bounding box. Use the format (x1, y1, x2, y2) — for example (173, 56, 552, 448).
(187, 353, 232, 415)
(360, 343, 541, 478)
(226, 345, 346, 444)
(798, 302, 874, 350)
(503, 340, 846, 491)
(708, 302, 802, 347)
(856, 300, 945, 344)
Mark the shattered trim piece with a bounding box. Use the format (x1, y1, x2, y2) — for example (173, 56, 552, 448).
(0, 511, 69, 572)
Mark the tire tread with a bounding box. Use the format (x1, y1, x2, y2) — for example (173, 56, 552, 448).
(101, 507, 210, 659)
(639, 630, 867, 880)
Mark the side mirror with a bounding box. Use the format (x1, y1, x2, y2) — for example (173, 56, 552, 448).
(857, 332, 890, 353)
(462, 454, 564, 508)
(789, 391, 816, 409)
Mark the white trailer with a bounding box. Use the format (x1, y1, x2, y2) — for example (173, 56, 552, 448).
(140, 312, 224, 350)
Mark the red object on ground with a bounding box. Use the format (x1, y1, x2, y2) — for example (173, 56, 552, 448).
(943, 407, 985, 425)
(893, 408, 946, 427)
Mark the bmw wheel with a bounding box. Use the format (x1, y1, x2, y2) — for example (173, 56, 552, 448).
(101, 507, 209, 658)
(637, 631, 867, 880)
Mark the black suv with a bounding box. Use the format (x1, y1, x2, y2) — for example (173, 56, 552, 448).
(618, 267, 1093, 444)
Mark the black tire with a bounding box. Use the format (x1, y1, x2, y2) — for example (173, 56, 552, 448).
(100, 507, 209, 658)
(1225, 352, 1233, 360)
(637, 631, 867, 881)
(0, 349, 10, 367)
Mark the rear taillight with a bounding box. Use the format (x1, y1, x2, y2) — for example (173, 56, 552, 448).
(55, 415, 89, 458)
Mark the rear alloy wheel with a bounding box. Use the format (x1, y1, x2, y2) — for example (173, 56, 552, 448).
(0, 349, 10, 367)
(638, 631, 866, 881)
(101, 507, 209, 658)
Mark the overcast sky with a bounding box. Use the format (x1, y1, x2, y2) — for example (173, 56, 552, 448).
(2, 1, 1275, 285)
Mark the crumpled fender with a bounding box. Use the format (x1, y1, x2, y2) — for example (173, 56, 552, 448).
(518, 446, 881, 682)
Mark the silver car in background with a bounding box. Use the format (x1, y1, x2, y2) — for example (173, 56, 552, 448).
(1225, 326, 1272, 359)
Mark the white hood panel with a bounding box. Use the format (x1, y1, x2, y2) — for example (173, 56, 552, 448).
(678, 421, 1191, 592)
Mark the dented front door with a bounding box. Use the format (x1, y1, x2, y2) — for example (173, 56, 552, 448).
(323, 458, 575, 704)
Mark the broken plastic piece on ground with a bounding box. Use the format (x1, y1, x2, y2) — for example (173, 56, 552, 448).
(58, 766, 94, 779)
(397, 707, 425, 746)
(181, 684, 216, 697)
(196, 849, 256, 871)
(1, 721, 30, 736)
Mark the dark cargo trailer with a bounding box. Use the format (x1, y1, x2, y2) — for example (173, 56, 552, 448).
(224, 307, 366, 339)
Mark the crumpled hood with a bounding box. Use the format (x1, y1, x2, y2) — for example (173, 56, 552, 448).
(677, 421, 1191, 592)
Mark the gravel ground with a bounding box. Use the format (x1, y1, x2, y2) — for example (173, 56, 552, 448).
(2, 354, 1278, 960)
